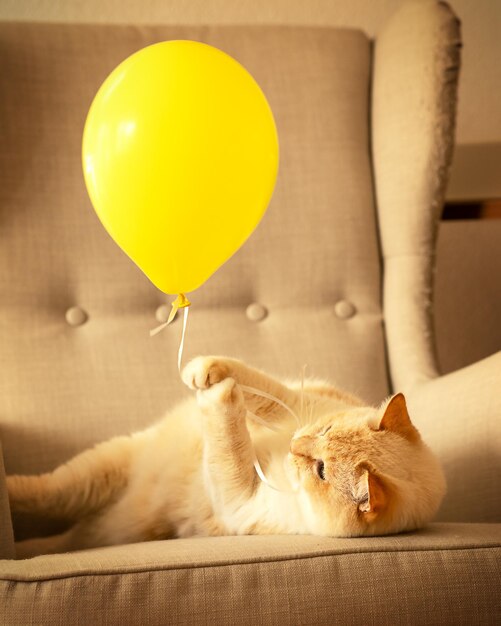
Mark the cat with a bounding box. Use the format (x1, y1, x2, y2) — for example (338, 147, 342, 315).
(7, 355, 446, 558)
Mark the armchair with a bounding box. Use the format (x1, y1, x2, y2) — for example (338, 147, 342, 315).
(1, 1, 499, 623)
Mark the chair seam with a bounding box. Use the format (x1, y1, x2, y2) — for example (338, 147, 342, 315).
(1, 544, 500, 584)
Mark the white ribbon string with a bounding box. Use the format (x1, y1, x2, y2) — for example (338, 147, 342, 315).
(153, 309, 299, 492)
(150, 294, 191, 338)
(242, 385, 302, 493)
(149, 320, 170, 337)
(246, 409, 284, 433)
(239, 384, 300, 427)
(253, 456, 282, 492)
(177, 305, 189, 373)
(150, 304, 189, 373)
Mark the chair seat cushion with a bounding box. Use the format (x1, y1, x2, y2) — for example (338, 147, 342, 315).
(1, 523, 500, 624)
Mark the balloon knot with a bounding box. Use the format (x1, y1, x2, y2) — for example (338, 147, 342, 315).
(150, 293, 191, 337)
(168, 293, 191, 324)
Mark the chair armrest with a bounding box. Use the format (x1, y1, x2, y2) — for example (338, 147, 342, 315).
(0, 441, 15, 559)
(407, 351, 501, 523)
(372, 0, 462, 392)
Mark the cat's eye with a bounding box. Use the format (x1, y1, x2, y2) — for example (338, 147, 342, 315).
(315, 460, 326, 481)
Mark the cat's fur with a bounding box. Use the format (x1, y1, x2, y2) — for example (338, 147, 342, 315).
(7, 356, 446, 558)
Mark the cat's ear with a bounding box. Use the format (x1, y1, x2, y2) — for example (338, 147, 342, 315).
(353, 463, 387, 517)
(376, 393, 420, 443)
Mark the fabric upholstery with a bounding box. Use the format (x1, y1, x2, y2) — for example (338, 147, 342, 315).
(370, 0, 501, 528)
(1, 524, 500, 625)
(407, 352, 501, 523)
(2, 3, 500, 625)
(435, 221, 501, 373)
(372, 0, 461, 392)
(0, 22, 387, 489)
(0, 442, 15, 559)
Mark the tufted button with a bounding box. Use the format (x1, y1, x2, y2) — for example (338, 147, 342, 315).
(334, 300, 357, 320)
(246, 303, 268, 322)
(155, 304, 174, 323)
(65, 306, 88, 327)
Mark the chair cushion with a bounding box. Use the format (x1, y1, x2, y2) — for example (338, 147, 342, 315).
(0, 22, 388, 478)
(1, 524, 500, 624)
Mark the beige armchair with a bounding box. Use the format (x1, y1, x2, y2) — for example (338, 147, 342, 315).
(1, 1, 500, 623)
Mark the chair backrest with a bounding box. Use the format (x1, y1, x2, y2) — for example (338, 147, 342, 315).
(0, 22, 388, 475)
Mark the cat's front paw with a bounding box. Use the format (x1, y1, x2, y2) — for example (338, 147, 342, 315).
(197, 377, 245, 415)
(182, 356, 230, 391)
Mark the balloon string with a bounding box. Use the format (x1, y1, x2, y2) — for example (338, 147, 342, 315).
(246, 412, 288, 493)
(150, 293, 191, 338)
(149, 294, 190, 375)
(242, 385, 303, 493)
(253, 454, 284, 492)
(240, 384, 300, 427)
(177, 305, 189, 373)
(246, 409, 284, 433)
(151, 302, 299, 492)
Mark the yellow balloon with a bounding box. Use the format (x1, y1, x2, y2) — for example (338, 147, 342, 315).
(82, 40, 279, 295)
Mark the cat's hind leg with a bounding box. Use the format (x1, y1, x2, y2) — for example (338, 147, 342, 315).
(14, 515, 118, 558)
(15, 529, 77, 559)
(7, 434, 134, 522)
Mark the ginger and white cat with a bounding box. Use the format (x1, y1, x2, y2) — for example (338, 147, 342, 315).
(7, 356, 446, 558)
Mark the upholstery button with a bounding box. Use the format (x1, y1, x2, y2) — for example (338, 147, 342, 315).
(155, 304, 173, 323)
(65, 306, 88, 327)
(334, 300, 356, 319)
(246, 303, 268, 322)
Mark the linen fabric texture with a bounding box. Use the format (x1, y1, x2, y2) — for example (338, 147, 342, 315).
(1, 1, 500, 624)
(1, 525, 501, 625)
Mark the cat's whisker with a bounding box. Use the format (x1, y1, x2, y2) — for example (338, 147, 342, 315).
(306, 394, 314, 425)
(305, 406, 310, 427)
(299, 364, 308, 425)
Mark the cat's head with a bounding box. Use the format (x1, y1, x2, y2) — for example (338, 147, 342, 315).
(287, 393, 445, 537)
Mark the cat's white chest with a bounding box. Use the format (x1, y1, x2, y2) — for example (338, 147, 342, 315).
(221, 483, 309, 536)
(222, 430, 311, 535)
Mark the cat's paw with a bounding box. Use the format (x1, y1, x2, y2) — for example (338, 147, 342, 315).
(197, 377, 244, 415)
(182, 356, 230, 390)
